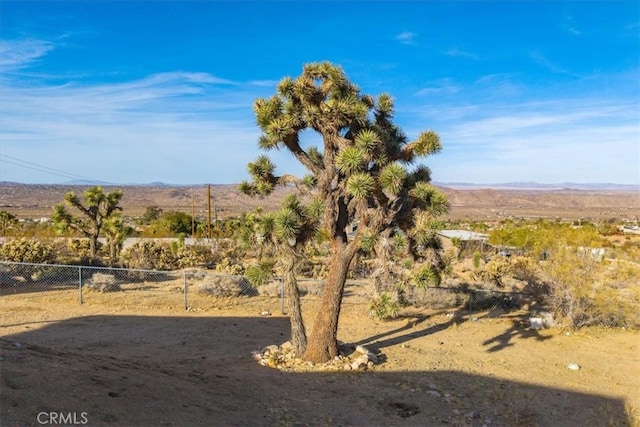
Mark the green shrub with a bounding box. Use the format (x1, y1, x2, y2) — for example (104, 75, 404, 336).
(472, 251, 482, 269)
(369, 293, 400, 320)
(413, 265, 441, 288)
(214, 257, 244, 275)
(0, 238, 57, 282)
(121, 241, 178, 270)
(245, 260, 275, 287)
(0, 238, 57, 263)
(175, 245, 212, 269)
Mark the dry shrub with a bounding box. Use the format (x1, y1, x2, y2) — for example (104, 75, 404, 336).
(473, 257, 513, 287)
(122, 241, 178, 270)
(86, 273, 121, 292)
(196, 275, 256, 297)
(544, 248, 640, 328)
(214, 258, 244, 275)
(407, 287, 464, 310)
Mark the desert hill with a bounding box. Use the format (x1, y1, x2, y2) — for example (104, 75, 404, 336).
(0, 182, 638, 221)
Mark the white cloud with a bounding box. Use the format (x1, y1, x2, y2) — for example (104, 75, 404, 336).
(395, 31, 417, 45)
(563, 16, 581, 36)
(0, 40, 273, 184)
(0, 39, 55, 73)
(530, 51, 570, 75)
(445, 48, 480, 60)
(415, 78, 461, 96)
(417, 99, 640, 184)
(248, 79, 280, 87)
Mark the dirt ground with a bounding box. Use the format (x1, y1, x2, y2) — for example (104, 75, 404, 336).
(1, 284, 639, 427)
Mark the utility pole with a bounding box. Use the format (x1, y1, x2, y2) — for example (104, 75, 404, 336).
(191, 190, 195, 237)
(214, 205, 219, 251)
(207, 184, 212, 239)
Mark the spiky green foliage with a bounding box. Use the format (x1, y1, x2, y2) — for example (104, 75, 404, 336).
(51, 186, 123, 258)
(347, 173, 375, 199)
(414, 265, 442, 288)
(240, 62, 449, 363)
(380, 163, 407, 196)
(245, 260, 276, 288)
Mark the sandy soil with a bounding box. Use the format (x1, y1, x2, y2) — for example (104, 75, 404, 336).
(1, 284, 639, 427)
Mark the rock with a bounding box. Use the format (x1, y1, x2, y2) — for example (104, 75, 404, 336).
(260, 310, 271, 316)
(250, 351, 262, 361)
(529, 317, 544, 330)
(279, 341, 293, 351)
(366, 351, 379, 364)
(355, 345, 369, 354)
(350, 361, 366, 371)
(540, 311, 556, 328)
(354, 355, 370, 366)
(567, 363, 581, 371)
(261, 345, 279, 355)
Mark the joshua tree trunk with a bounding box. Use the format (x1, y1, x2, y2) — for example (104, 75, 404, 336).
(282, 253, 307, 356)
(89, 234, 99, 259)
(303, 240, 357, 363)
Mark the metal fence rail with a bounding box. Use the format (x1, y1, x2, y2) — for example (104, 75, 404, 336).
(0, 261, 262, 311)
(1, 261, 531, 314)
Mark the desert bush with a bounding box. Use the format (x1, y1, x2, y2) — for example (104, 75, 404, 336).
(0, 238, 57, 263)
(196, 275, 256, 297)
(472, 251, 482, 269)
(369, 292, 401, 320)
(0, 238, 57, 281)
(543, 247, 640, 328)
(61, 238, 106, 264)
(85, 273, 121, 292)
(473, 257, 512, 287)
(407, 287, 463, 310)
(245, 260, 275, 287)
(348, 259, 374, 280)
(121, 241, 178, 270)
(413, 265, 441, 288)
(510, 255, 548, 299)
(214, 257, 245, 275)
(175, 245, 212, 269)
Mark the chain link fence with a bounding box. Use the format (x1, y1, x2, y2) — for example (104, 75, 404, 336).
(0, 261, 265, 311)
(1, 261, 530, 315)
(406, 285, 531, 312)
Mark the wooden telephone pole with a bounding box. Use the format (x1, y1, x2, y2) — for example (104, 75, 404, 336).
(207, 184, 212, 239)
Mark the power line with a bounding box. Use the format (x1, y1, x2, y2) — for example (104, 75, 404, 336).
(0, 154, 95, 181)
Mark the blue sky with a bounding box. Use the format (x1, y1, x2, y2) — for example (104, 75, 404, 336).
(1, 1, 638, 185)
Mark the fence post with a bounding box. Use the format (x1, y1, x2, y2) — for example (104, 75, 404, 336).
(78, 266, 83, 305)
(183, 271, 188, 310)
(280, 277, 285, 315)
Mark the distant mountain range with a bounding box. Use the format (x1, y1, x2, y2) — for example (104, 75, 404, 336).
(1, 180, 638, 192)
(434, 182, 640, 191)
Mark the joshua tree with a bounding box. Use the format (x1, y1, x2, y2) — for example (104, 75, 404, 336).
(52, 186, 123, 259)
(253, 194, 322, 356)
(103, 212, 132, 264)
(241, 62, 449, 363)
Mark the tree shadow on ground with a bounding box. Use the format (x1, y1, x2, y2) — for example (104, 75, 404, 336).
(0, 315, 630, 427)
(482, 318, 553, 352)
(354, 312, 464, 353)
